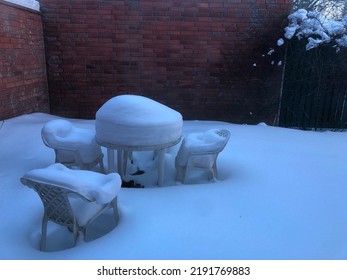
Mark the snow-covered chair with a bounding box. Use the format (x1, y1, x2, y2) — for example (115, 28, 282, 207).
(41, 119, 104, 172)
(20, 163, 122, 251)
(175, 129, 230, 184)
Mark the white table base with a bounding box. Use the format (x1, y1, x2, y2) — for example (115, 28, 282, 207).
(106, 148, 166, 186)
(98, 138, 181, 187)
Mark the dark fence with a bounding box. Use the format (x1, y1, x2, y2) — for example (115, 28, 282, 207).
(279, 39, 347, 130)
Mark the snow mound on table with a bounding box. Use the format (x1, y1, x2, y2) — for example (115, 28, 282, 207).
(95, 95, 183, 147)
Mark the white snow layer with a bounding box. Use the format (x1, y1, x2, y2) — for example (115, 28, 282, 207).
(2, 113, 347, 258)
(284, 8, 347, 50)
(23, 163, 121, 205)
(95, 95, 183, 147)
(4, 0, 40, 11)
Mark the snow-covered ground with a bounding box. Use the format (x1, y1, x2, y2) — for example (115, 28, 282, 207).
(1, 112, 347, 260)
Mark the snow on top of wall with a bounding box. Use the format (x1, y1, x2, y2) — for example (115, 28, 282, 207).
(3, 0, 40, 11)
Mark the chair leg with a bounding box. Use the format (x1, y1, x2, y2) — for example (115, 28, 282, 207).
(72, 223, 78, 246)
(123, 150, 128, 176)
(209, 163, 218, 181)
(67, 221, 79, 244)
(82, 225, 88, 242)
(183, 166, 189, 184)
(175, 167, 180, 182)
(176, 166, 187, 184)
(111, 198, 119, 226)
(40, 215, 48, 251)
(99, 158, 105, 173)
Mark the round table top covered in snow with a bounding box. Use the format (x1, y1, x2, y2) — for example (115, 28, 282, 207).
(95, 95, 183, 148)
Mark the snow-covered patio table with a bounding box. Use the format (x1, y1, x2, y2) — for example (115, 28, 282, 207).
(95, 95, 183, 186)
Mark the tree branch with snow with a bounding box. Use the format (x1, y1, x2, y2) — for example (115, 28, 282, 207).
(282, 9, 347, 52)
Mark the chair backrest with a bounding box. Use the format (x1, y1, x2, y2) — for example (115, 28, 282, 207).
(210, 129, 231, 153)
(21, 177, 83, 228)
(176, 129, 230, 166)
(21, 164, 121, 251)
(21, 164, 121, 226)
(41, 119, 77, 164)
(41, 119, 102, 167)
(41, 119, 74, 147)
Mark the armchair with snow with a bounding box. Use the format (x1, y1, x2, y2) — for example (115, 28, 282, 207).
(20, 163, 122, 251)
(41, 119, 104, 172)
(175, 129, 230, 184)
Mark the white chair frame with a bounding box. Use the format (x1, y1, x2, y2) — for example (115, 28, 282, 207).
(175, 129, 230, 184)
(41, 120, 105, 172)
(21, 177, 119, 251)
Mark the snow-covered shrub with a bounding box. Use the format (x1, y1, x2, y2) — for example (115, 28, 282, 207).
(281, 9, 347, 51)
(254, 8, 347, 67)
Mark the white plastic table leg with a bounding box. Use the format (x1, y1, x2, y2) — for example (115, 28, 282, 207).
(157, 149, 165, 186)
(107, 148, 115, 173)
(117, 148, 124, 177)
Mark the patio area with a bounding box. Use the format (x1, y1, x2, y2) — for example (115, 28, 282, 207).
(1, 112, 347, 259)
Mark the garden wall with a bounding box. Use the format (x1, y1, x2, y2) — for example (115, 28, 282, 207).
(0, 0, 49, 120)
(40, 0, 292, 124)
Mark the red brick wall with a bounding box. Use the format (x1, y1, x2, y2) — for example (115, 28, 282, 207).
(0, 0, 49, 120)
(40, 0, 292, 124)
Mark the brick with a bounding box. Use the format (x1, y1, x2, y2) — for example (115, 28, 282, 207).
(0, 1, 49, 120)
(24, 0, 292, 124)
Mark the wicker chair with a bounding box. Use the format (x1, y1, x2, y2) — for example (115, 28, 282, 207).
(21, 163, 121, 251)
(41, 119, 104, 172)
(175, 129, 230, 184)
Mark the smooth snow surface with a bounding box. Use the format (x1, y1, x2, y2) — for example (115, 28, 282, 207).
(1, 113, 347, 259)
